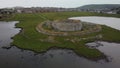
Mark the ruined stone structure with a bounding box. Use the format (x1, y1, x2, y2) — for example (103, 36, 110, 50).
(50, 19, 82, 31)
(36, 19, 101, 36)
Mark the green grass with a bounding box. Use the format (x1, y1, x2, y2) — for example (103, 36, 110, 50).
(101, 25, 120, 42)
(3, 12, 120, 60)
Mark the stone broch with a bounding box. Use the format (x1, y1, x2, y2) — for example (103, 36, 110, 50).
(50, 19, 82, 31)
(37, 19, 101, 36)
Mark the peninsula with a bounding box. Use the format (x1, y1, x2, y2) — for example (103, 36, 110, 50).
(1, 12, 120, 60)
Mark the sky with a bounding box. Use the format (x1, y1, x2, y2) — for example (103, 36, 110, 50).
(0, 0, 120, 8)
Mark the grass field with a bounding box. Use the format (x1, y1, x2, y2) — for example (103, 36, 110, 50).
(3, 12, 120, 60)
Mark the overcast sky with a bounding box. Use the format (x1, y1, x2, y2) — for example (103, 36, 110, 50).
(0, 0, 120, 8)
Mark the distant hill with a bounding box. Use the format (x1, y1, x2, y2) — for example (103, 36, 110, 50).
(78, 4, 120, 10)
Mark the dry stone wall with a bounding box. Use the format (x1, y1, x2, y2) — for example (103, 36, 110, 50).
(51, 21, 82, 31)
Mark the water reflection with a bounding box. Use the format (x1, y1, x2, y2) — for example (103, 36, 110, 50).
(87, 41, 120, 68)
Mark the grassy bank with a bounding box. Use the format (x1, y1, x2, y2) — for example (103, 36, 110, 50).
(4, 12, 120, 60)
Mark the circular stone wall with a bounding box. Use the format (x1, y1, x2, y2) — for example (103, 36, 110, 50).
(36, 19, 101, 36)
(51, 19, 82, 31)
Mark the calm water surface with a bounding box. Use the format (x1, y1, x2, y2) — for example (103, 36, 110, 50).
(0, 17, 120, 68)
(70, 16, 120, 30)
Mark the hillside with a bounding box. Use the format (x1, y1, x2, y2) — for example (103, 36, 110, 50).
(78, 4, 120, 10)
